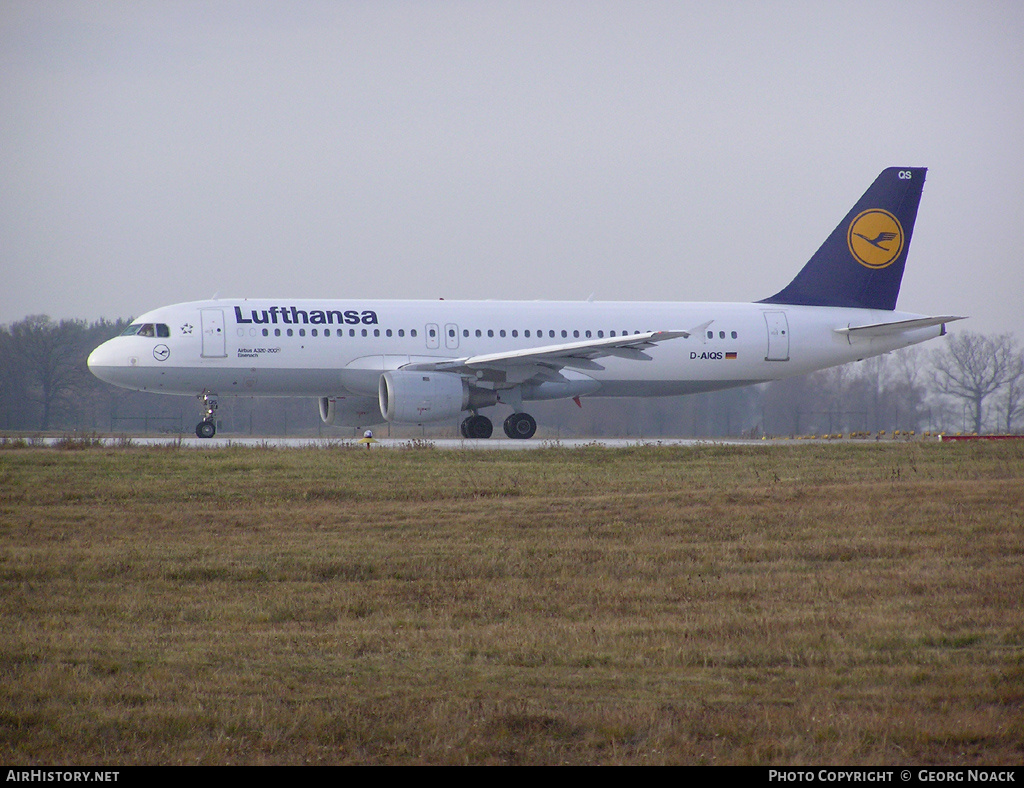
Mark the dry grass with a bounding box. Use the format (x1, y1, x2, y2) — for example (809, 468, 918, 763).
(1, 442, 1022, 764)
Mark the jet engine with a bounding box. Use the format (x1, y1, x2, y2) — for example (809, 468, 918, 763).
(378, 370, 497, 423)
(318, 395, 381, 427)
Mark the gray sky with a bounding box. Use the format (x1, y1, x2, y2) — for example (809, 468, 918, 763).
(3, 0, 1023, 336)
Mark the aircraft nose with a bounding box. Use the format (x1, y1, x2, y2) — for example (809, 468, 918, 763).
(87, 340, 122, 385)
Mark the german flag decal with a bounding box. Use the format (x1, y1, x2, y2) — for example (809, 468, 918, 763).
(725, 352, 738, 360)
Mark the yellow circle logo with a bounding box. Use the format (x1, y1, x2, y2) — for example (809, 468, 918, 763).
(847, 209, 904, 269)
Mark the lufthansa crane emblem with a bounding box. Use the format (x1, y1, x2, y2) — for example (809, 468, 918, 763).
(847, 209, 904, 269)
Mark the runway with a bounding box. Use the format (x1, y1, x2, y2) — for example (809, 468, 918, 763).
(39, 435, 754, 449)
(30, 433, 958, 449)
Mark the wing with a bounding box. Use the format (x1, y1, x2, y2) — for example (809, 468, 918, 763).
(402, 324, 708, 386)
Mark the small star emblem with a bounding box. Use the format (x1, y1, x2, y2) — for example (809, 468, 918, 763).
(181, 323, 193, 334)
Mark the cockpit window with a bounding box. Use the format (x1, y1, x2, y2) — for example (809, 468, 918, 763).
(121, 323, 170, 338)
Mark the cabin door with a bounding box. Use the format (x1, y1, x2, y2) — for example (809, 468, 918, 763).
(763, 311, 790, 362)
(200, 308, 228, 358)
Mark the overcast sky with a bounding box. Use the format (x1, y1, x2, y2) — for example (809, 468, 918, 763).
(3, 0, 1022, 336)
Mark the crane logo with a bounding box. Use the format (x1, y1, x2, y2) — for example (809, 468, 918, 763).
(847, 209, 904, 269)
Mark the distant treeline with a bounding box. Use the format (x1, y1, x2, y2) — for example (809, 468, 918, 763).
(1, 315, 1021, 436)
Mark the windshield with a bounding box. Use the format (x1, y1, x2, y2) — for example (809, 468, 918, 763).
(121, 323, 170, 338)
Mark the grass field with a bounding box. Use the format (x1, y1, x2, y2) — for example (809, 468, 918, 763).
(1, 441, 1021, 765)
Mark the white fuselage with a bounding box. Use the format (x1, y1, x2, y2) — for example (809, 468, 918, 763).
(87, 298, 942, 401)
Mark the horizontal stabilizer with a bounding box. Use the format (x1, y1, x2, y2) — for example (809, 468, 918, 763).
(833, 315, 966, 339)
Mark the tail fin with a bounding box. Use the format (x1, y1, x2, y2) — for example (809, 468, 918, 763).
(760, 167, 926, 310)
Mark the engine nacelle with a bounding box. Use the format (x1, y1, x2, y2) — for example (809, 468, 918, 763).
(318, 395, 381, 427)
(379, 370, 496, 423)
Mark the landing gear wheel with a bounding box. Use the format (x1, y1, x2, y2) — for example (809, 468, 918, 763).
(460, 414, 493, 439)
(503, 412, 537, 440)
(196, 391, 219, 439)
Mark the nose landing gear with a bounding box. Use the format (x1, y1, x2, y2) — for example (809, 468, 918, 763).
(195, 391, 218, 438)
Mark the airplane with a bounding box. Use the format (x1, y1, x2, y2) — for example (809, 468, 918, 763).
(88, 167, 963, 439)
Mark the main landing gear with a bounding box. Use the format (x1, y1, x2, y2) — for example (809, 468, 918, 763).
(195, 391, 218, 438)
(503, 412, 537, 440)
(460, 414, 493, 439)
(459, 412, 538, 440)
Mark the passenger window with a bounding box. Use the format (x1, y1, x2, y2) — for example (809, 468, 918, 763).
(731, 331, 738, 339)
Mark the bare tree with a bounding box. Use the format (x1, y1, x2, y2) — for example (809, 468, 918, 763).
(997, 344, 1024, 433)
(4, 315, 88, 430)
(931, 331, 1016, 434)
(859, 354, 890, 432)
(887, 346, 929, 432)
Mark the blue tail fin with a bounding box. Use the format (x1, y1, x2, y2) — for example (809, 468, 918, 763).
(760, 167, 926, 310)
